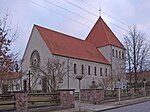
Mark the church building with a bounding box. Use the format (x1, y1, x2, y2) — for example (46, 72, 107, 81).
(22, 17, 126, 92)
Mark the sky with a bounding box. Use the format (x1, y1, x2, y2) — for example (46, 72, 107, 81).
(0, 0, 150, 59)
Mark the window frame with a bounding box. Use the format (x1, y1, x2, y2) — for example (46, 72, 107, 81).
(100, 67, 102, 76)
(105, 68, 107, 76)
(81, 64, 84, 74)
(74, 64, 77, 74)
(88, 66, 91, 75)
(94, 67, 97, 76)
(112, 49, 114, 57)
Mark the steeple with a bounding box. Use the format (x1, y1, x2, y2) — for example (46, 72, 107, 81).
(85, 17, 125, 49)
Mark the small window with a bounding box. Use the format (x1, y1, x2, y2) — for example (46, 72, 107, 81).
(119, 51, 121, 59)
(94, 67, 97, 76)
(74, 64, 77, 74)
(122, 52, 124, 59)
(81, 65, 84, 74)
(88, 66, 91, 75)
(100, 67, 102, 76)
(116, 50, 118, 58)
(105, 68, 107, 76)
(112, 49, 114, 57)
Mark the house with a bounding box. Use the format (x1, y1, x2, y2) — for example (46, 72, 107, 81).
(0, 72, 22, 94)
(22, 17, 126, 92)
(126, 71, 150, 85)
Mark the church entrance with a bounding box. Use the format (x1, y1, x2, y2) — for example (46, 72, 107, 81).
(2, 84, 8, 94)
(42, 76, 47, 92)
(23, 79, 27, 92)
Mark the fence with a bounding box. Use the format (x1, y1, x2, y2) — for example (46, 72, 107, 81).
(28, 93, 60, 108)
(0, 93, 15, 111)
(0, 89, 75, 111)
(80, 87, 150, 104)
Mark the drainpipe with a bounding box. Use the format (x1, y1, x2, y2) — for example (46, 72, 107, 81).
(111, 45, 113, 90)
(67, 57, 70, 89)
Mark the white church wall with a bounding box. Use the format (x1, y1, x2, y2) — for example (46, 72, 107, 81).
(111, 46, 126, 88)
(98, 45, 112, 64)
(54, 55, 111, 92)
(22, 26, 53, 91)
(98, 45, 126, 89)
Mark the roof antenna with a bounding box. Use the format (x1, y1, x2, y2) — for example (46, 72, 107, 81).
(99, 7, 101, 18)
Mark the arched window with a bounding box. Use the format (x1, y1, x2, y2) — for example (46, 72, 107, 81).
(94, 67, 97, 76)
(105, 68, 107, 76)
(116, 50, 118, 58)
(119, 51, 121, 59)
(100, 67, 102, 76)
(122, 52, 124, 59)
(88, 66, 91, 75)
(112, 49, 114, 57)
(74, 64, 77, 74)
(81, 65, 84, 74)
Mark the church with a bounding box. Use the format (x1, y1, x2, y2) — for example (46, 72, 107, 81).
(22, 17, 126, 92)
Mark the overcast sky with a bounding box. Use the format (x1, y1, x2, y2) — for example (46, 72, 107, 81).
(0, 0, 150, 59)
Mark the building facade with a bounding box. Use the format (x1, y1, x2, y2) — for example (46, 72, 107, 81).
(22, 17, 126, 92)
(0, 72, 22, 94)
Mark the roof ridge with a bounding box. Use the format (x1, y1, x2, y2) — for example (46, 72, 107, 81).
(100, 18, 111, 44)
(100, 19, 125, 48)
(35, 24, 85, 42)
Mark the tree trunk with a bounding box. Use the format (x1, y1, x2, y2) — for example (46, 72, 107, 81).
(79, 79, 81, 112)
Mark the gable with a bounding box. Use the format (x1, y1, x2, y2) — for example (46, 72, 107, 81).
(22, 26, 53, 73)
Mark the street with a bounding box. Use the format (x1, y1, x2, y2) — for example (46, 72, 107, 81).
(101, 101, 150, 112)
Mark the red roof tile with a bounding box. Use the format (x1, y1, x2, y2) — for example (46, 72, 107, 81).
(36, 25, 110, 64)
(86, 17, 125, 49)
(0, 72, 21, 80)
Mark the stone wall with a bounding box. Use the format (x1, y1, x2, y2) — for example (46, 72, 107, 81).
(14, 90, 75, 111)
(15, 92, 28, 112)
(81, 89, 104, 104)
(57, 89, 75, 109)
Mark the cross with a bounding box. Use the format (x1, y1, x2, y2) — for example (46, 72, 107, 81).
(99, 7, 101, 17)
(27, 70, 32, 92)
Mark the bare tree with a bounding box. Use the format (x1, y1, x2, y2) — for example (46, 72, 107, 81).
(30, 58, 70, 92)
(112, 60, 126, 89)
(124, 26, 150, 88)
(97, 75, 111, 90)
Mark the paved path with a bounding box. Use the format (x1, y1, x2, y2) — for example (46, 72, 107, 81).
(51, 97, 150, 112)
(100, 100, 150, 112)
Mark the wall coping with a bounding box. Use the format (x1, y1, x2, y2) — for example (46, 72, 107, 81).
(57, 89, 75, 91)
(81, 89, 103, 91)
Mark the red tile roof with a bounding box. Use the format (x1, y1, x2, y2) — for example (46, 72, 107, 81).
(86, 17, 125, 49)
(36, 25, 110, 64)
(0, 72, 21, 80)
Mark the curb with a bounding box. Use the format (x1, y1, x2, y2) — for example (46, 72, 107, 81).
(94, 98, 150, 112)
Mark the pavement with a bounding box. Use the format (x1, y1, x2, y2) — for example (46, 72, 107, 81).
(51, 96, 150, 112)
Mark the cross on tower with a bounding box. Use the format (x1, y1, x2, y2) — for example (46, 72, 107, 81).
(99, 7, 101, 17)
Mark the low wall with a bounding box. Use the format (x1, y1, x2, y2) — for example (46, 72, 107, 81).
(81, 89, 104, 104)
(57, 89, 75, 109)
(15, 92, 28, 112)
(13, 89, 75, 111)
